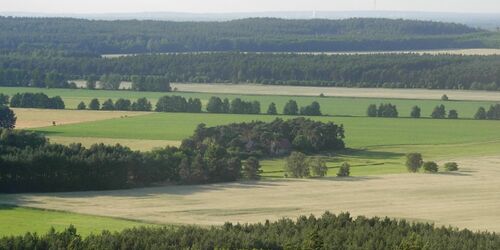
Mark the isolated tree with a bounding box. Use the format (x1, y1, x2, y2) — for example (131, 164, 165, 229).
(448, 109, 458, 119)
(101, 99, 115, 110)
(267, 102, 278, 115)
(423, 161, 439, 173)
(0, 94, 9, 106)
(444, 162, 459, 171)
(0, 106, 16, 129)
(283, 100, 298, 116)
(284, 151, 310, 178)
(367, 104, 378, 117)
(431, 105, 446, 119)
(474, 107, 487, 120)
(88, 98, 100, 110)
(410, 106, 421, 118)
(242, 157, 262, 180)
(77, 101, 86, 110)
(337, 162, 350, 177)
(441, 94, 449, 101)
(310, 158, 328, 177)
(406, 153, 423, 173)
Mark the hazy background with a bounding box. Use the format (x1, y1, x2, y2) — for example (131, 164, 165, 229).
(2, 0, 500, 13)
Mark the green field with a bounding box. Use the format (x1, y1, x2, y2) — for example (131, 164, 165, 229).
(0, 87, 496, 118)
(33, 112, 500, 176)
(0, 205, 154, 237)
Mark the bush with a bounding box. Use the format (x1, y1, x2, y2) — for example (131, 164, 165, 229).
(444, 162, 459, 171)
(448, 109, 458, 119)
(423, 161, 439, 173)
(337, 162, 350, 177)
(285, 152, 310, 178)
(410, 106, 421, 118)
(367, 104, 378, 117)
(431, 104, 446, 119)
(283, 100, 298, 115)
(474, 107, 487, 120)
(310, 158, 328, 177)
(406, 153, 423, 173)
(441, 94, 449, 101)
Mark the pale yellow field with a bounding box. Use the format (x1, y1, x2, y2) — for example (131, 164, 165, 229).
(172, 83, 500, 102)
(48, 136, 180, 151)
(13, 108, 149, 129)
(3, 156, 499, 232)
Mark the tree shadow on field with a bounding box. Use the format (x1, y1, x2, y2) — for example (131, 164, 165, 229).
(332, 148, 405, 160)
(29, 130, 63, 136)
(318, 176, 381, 182)
(436, 171, 472, 177)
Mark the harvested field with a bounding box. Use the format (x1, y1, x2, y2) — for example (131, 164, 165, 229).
(172, 83, 500, 102)
(3, 156, 500, 232)
(13, 108, 150, 129)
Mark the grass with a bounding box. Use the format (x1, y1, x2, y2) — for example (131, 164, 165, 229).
(1, 86, 498, 118)
(0, 205, 154, 237)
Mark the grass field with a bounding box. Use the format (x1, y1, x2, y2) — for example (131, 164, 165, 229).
(0, 205, 154, 237)
(3, 156, 500, 232)
(1, 86, 498, 118)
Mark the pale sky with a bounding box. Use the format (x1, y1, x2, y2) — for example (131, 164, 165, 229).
(2, 0, 500, 14)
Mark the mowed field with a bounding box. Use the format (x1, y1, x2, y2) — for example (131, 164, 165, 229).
(1, 86, 498, 119)
(2, 156, 500, 232)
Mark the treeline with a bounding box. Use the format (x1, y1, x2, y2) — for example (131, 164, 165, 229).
(0, 17, 484, 55)
(182, 118, 345, 158)
(367, 103, 462, 119)
(1, 53, 499, 91)
(1, 212, 499, 249)
(0, 118, 344, 192)
(9, 93, 65, 109)
(475, 104, 500, 120)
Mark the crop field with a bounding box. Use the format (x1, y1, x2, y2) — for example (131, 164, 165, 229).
(0, 205, 154, 237)
(0, 87, 498, 119)
(2, 156, 500, 233)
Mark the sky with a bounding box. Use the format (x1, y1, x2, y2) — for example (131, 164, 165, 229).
(2, 0, 500, 14)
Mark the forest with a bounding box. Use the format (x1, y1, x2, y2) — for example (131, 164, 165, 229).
(0, 17, 488, 55)
(1, 212, 498, 249)
(0, 117, 344, 192)
(1, 53, 500, 90)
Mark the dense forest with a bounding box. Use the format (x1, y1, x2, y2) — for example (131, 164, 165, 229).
(1, 53, 499, 90)
(0, 17, 489, 55)
(1, 212, 499, 249)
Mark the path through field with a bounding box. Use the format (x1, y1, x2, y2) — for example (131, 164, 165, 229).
(3, 157, 500, 232)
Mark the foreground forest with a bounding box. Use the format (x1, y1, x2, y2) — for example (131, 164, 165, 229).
(0, 17, 490, 54)
(1, 212, 499, 249)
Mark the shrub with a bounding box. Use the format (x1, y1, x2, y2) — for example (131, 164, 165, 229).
(448, 109, 458, 119)
(406, 153, 423, 173)
(444, 162, 459, 171)
(423, 161, 439, 173)
(441, 94, 449, 101)
(337, 162, 350, 177)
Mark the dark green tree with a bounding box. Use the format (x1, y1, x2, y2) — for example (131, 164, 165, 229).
(283, 100, 298, 116)
(131, 98, 152, 111)
(0, 94, 9, 106)
(474, 107, 487, 120)
(101, 99, 115, 110)
(284, 151, 310, 178)
(337, 162, 350, 177)
(0, 106, 16, 129)
(406, 153, 423, 173)
(367, 104, 378, 117)
(423, 161, 439, 173)
(206, 96, 224, 113)
(77, 101, 86, 110)
(267, 102, 277, 115)
(242, 157, 262, 180)
(88, 98, 100, 110)
(431, 105, 446, 119)
(410, 106, 421, 118)
(448, 109, 458, 119)
(114, 98, 131, 111)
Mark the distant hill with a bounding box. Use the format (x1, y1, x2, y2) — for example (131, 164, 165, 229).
(0, 16, 490, 55)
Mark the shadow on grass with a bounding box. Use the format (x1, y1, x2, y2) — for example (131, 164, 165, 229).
(436, 171, 472, 177)
(332, 148, 405, 160)
(28, 130, 64, 136)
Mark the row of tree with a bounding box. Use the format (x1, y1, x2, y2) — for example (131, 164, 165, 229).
(1, 52, 500, 91)
(367, 104, 460, 119)
(284, 152, 351, 178)
(475, 104, 500, 120)
(1, 212, 498, 249)
(405, 153, 459, 173)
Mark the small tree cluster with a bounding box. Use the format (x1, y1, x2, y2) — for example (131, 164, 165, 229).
(284, 152, 330, 178)
(431, 105, 459, 119)
(10, 92, 65, 109)
(300, 101, 322, 116)
(156, 95, 202, 113)
(85, 98, 153, 111)
(475, 104, 500, 120)
(422, 161, 439, 173)
(367, 103, 398, 118)
(206, 97, 259, 114)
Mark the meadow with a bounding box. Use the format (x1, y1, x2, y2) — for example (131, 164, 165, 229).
(0, 205, 154, 237)
(0, 86, 498, 118)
